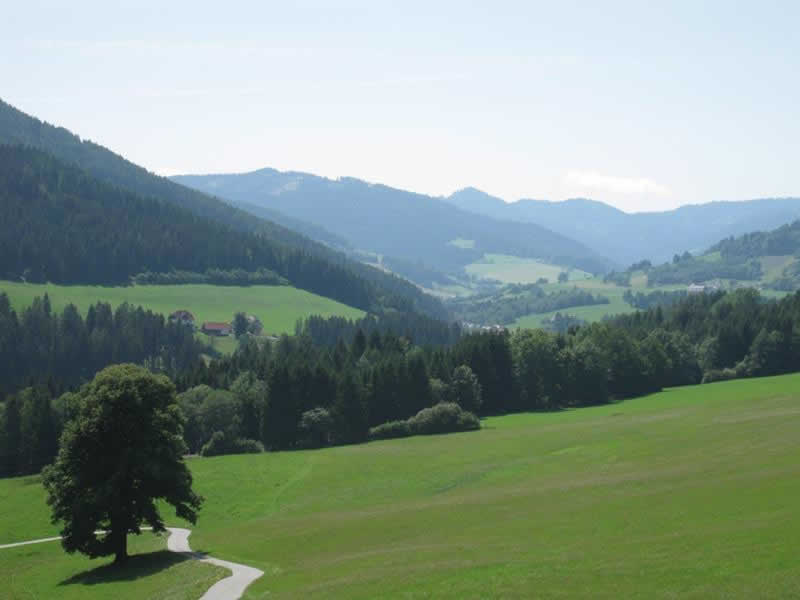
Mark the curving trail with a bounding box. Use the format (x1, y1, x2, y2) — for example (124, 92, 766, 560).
(166, 527, 264, 600)
(0, 528, 264, 600)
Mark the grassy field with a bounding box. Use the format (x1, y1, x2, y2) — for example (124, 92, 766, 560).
(759, 255, 796, 282)
(4, 373, 800, 597)
(0, 532, 228, 600)
(513, 278, 686, 328)
(0, 281, 365, 337)
(512, 297, 633, 328)
(465, 254, 592, 284)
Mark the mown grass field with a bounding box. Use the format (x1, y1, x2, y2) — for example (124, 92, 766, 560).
(3, 374, 800, 598)
(0, 532, 228, 600)
(465, 254, 592, 284)
(0, 281, 365, 337)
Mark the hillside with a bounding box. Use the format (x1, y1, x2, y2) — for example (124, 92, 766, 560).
(172, 169, 613, 276)
(0, 281, 364, 338)
(3, 374, 800, 598)
(639, 220, 800, 290)
(446, 188, 800, 266)
(0, 99, 446, 319)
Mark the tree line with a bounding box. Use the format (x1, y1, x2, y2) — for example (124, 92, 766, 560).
(5, 289, 800, 478)
(0, 292, 204, 400)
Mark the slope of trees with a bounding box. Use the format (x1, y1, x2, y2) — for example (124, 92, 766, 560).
(613, 289, 800, 381)
(0, 99, 447, 319)
(646, 252, 761, 285)
(710, 220, 800, 260)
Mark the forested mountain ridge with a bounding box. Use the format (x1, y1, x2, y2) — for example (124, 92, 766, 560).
(0, 99, 446, 318)
(709, 220, 800, 259)
(642, 219, 800, 289)
(446, 188, 800, 266)
(172, 168, 613, 275)
(0, 145, 349, 294)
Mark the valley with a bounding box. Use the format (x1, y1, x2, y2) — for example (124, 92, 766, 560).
(3, 12, 800, 598)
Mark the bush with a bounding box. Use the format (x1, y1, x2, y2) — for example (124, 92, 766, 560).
(368, 403, 480, 441)
(701, 367, 739, 384)
(200, 431, 264, 456)
(368, 420, 411, 441)
(298, 407, 335, 448)
(408, 402, 480, 435)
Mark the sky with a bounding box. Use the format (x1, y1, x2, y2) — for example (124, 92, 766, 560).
(2, 1, 799, 212)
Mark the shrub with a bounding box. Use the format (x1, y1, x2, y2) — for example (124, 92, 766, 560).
(368, 403, 480, 441)
(200, 431, 264, 456)
(299, 407, 335, 448)
(408, 402, 480, 435)
(701, 368, 739, 384)
(368, 420, 411, 441)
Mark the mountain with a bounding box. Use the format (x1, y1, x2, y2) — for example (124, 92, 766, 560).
(0, 98, 446, 318)
(446, 189, 800, 266)
(172, 169, 613, 275)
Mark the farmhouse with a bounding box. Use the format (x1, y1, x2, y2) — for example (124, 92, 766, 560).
(168, 309, 196, 329)
(687, 283, 706, 294)
(201, 321, 232, 336)
(688, 282, 721, 295)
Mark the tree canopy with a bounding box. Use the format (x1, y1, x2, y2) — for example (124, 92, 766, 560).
(42, 364, 202, 563)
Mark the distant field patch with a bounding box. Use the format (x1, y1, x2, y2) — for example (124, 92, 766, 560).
(448, 238, 476, 249)
(760, 255, 796, 282)
(0, 281, 365, 338)
(465, 254, 591, 284)
(512, 278, 688, 328)
(512, 296, 634, 328)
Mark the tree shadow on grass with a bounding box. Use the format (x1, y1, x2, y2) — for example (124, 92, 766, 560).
(58, 550, 189, 587)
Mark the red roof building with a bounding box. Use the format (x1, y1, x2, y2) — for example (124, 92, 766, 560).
(201, 322, 232, 336)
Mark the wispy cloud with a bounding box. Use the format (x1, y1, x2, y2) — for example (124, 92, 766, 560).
(564, 170, 670, 197)
(24, 38, 317, 57)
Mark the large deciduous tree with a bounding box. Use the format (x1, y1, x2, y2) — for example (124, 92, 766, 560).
(42, 364, 202, 564)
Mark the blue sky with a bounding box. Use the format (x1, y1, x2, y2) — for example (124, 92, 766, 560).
(3, 1, 798, 212)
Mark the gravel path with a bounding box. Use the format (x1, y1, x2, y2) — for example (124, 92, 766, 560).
(166, 527, 264, 600)
(0, 527, 264, 600)
(0, 536, 63, 549)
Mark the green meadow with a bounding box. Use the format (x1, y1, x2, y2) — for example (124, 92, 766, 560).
(0, 281, 365, 337)
(3, 373, 800, 598)
(512, 277, 684, 328)
(465, 254, 592, 284)
(0, 534, 227, 600)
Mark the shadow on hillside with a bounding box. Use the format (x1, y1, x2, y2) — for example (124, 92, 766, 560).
(58, 550, 188, 587)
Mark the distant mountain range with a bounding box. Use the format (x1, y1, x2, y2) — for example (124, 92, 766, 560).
(446, 188, 800, 266)
(172, 169, 613, 277)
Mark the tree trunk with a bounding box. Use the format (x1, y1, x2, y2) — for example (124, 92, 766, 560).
(113, 528, 128, 564)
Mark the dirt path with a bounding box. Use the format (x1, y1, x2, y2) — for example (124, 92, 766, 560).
(0, 528, 264, 600)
